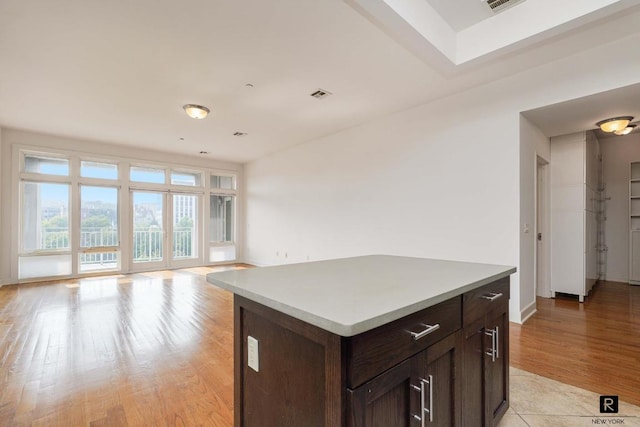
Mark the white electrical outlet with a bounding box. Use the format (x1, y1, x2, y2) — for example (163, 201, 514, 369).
(248, 336, 259, 372)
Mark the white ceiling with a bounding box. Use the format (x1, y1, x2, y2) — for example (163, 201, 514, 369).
(425, 0, 494, 31)
(522, 82, 640, 139)
(1, 0, 639, 163)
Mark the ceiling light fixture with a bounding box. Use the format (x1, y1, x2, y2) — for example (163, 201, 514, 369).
(183, 104, 210, 119)
(614, 124, 637, 136)
(596, 116, 633, 133)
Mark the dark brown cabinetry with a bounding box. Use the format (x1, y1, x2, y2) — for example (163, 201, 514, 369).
(233, 278, 509, 427)
(348, 330, 462, 427)
(462, 277, 510, 426)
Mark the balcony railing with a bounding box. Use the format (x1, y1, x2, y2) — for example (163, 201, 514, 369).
(39, 226, 196, 265)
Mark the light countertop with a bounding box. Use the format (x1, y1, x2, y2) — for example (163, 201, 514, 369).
(206, 255, 516, 336)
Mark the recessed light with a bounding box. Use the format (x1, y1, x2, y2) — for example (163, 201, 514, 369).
(233, 132, 248, 137)
(245, 83, 254, 88)
(179, 137, 185, 141)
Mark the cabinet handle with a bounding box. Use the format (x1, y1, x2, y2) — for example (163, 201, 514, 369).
(412, 375, 434, 425)
(495, 326, 499, 360)
(409, 323, 440, 341)
(410, 383, 422, 424)
(426, 374, 433, 423)
(481, 292, 503, 302)
(485, 328, 497, 362)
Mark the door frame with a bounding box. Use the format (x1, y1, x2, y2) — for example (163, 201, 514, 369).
(129, 189, 204, 272)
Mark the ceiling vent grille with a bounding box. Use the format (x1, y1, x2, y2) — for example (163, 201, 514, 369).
(310, 89, 332, 99)
(484, 0, 525, 13)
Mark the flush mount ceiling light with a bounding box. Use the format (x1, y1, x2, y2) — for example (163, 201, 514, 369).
(614, 124, 637, 136)
(183, 104, 210, 119)
(596, 116, 633, 133)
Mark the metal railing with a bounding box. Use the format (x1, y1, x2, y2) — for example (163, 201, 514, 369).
(40, 226, 196, 264)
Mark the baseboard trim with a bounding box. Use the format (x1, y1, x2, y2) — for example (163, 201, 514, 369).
(520, 300, 537, 323)
(243, 258, 269, 267)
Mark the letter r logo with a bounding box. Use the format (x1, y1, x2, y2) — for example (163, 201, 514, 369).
(599, 395, 618, 413)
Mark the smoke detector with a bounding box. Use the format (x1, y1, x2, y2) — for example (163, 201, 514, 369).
(483, 0, 525, 13)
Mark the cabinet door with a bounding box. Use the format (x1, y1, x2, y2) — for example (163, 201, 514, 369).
(461, 318, 485, 426)
(461, 309, 509, 426)
(485, 305, 509, 425)
(424, 331, 462, 426)
(348, 358, 418, 427)
(348, 332, 462, 427)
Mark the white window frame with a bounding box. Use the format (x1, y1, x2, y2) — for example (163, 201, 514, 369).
(207, 170, 238, 264)
(11, 145, 240, 282)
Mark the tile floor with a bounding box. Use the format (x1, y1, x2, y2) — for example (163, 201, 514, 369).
(499, 367, 640, 426)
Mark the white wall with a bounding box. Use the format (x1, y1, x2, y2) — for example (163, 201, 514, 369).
(519, 116, 550, 319)
(600, 133, 640, 283)
(245, 32, 640, 323)
(0, 128, 244, 284)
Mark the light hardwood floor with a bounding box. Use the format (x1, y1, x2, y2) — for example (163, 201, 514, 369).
(1, 269, 639, 425)
(0, 266, 245, 426)
(510, 280, 640, 406)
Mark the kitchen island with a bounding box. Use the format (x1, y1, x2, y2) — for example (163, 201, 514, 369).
(207, 255, 516, 426)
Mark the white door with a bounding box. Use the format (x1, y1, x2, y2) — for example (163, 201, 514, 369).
(536, 158, 551, 298)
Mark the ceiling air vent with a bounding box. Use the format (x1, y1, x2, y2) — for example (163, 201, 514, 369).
(310, 89, 332, 99)
(483, 0, 525, 13)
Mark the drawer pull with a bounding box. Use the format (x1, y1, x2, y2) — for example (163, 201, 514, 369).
(481, 292, 503, 302)
(423, 375, 433, 423)
(409, 323, 440, 341)
(410, 375, 433, 426)
(485, 326, 499, 362)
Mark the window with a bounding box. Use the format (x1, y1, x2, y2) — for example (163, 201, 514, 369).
(211, 174, 235, 190)
(79, 186, 120, 272)
(173, 194, 198, 259)
(210, 195, 234, 243)
(19, 181, 72, 279)
(209, 172, 237, 262)
(132, 191, 164, 263)
(24, 154, 69, 176)
(15, 148, 239, 279)
(130, 166, 165, 184)
(21, 182, 70, 252)
(81, 161, 118, 180)
(171, 171, 201, 186)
